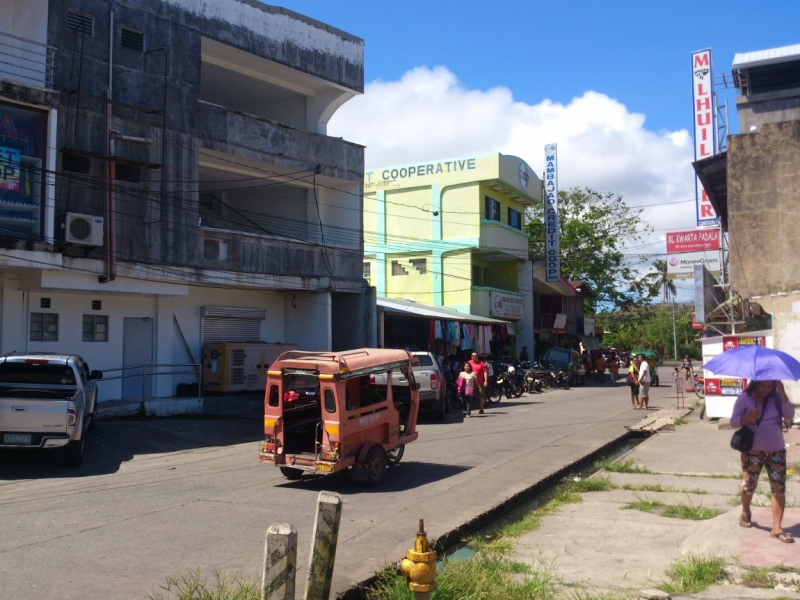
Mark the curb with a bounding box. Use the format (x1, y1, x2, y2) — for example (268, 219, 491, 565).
(336, 430, 647, 600)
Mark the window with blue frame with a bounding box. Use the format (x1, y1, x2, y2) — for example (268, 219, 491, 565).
(508, 208, 522, 230)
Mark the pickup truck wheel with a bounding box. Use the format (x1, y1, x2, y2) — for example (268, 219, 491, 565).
(63, 438, 84, 468)
(387, 444, 404, 466)
(365, 445, 387, 486)
(279, 466, 304, 480)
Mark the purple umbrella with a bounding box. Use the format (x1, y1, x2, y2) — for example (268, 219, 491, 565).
(703, 346, 800, 381)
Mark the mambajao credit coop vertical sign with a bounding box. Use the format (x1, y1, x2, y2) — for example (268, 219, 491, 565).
(544, 144, 559, 282)
(691, 49, 719, 228)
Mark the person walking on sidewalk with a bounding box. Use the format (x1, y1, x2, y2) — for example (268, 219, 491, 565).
(731, 380, 796, 543)
(628, 356, 640, 408)
(457, 362, 477, 418)
(682, 355, 694, 388)
(637, 354, 651, 409)
(468, 352, 488, 415)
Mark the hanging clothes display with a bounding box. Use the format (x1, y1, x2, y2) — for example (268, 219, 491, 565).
(435, 320, 443, 340)
(461, 323, 473, 350)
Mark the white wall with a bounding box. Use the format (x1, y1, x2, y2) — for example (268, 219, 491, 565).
(518, 261, 534, 358)
(285, 292, 331, 350)
(0, 275, 26, 355)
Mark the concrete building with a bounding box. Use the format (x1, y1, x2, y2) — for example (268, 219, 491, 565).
(694, 42, 800, 396)
(0, 0, 373, 402)
(362, 153, 541, 355)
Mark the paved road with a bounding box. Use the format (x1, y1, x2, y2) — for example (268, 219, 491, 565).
(0, 374, 670, 599)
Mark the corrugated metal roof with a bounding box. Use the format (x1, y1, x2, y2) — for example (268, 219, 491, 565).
(733, 44, 800, 69)
(377, 297, 508, 324)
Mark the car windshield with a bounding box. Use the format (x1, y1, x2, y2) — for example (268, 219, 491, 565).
(545, 350, 570, 363)
(0, 362, 76, 385)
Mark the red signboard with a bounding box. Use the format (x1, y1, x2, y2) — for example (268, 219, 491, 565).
(705, 377, 747, 397)
(690, 313, 704, 330)
(666, 229, 720, 254)
(722, 336, 767, 352)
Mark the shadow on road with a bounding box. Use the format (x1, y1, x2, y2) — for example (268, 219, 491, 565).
(276, 461, 470, 494)
(0, 417, 263, 480)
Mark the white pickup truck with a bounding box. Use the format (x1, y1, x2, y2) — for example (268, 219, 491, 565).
(374, 351, 447, 421)
(0, 354, 101, 467)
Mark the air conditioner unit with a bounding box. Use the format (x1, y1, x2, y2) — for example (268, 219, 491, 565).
(64, 213, 104, 246)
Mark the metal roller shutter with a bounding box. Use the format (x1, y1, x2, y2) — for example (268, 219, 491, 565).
(200, 306, 265, 344)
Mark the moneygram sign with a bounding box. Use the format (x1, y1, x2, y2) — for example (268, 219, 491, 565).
(666, 229, 720, 254)
(691, 49, 719, 228)
(667, 251, 720, 279)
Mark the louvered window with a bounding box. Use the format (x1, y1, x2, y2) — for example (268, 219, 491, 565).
(40, 298, 51, 309)
(121, 27, 144, 52)
(67, 11, 94, 36)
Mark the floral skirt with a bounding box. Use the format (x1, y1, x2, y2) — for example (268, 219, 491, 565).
(740, 450, 786, 497)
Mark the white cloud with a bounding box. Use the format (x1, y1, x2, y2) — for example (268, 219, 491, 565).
(329, 66, 701, 298)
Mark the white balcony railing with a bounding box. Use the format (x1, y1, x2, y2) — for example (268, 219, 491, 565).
(0, 30, 56, 89)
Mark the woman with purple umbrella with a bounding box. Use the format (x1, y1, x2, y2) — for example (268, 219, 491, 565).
(707, 345, 798, 542)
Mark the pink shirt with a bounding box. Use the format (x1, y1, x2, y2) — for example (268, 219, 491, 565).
(730, 391, 795, 452)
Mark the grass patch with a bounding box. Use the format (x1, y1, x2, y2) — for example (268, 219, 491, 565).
(365, 551, 556, 600)
(620, 482, 708, 495)
(674, 417, 689, 426)
(662, 504, 724, 520)
(740, 566, 775, 589)
(594, 458, 652, 474)
(567, 475, 617, 493)
(671, 472, 740, 479)
(623, 498, 723, 520)
(147, 569, 258, 600)
(658, 554, 726, 595)
(622, 498, 665, 513)
(729, 496, 742, 506)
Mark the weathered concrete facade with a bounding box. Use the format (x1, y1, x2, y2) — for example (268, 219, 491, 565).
(0, 0, 374, 402)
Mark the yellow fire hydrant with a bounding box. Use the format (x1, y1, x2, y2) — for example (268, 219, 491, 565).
(399, 518, 437, 600)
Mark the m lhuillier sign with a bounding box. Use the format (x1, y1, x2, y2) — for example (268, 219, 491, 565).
(544, 144, 559, 282)
(691, 49, 719, 228)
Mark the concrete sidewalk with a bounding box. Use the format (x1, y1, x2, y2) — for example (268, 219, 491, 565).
(512, 404, 800, 599)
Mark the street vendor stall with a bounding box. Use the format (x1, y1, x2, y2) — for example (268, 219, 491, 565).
(701, 329, 773, 419)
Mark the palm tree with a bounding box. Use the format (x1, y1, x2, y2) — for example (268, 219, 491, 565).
(647, 259, 676, 303)
(647, 259, 678, 360)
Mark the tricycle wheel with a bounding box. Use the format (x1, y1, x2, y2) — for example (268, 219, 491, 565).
(279, 466, 304, 480)
(365, 445, 387, 486)
(387, 444, 404, 466)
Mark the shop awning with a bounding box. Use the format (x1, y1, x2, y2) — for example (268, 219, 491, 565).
(377, 298, 509, 325)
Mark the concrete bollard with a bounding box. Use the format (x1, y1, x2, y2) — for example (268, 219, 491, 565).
(304, 491, 344, 600)
(262, 523, 298, 600)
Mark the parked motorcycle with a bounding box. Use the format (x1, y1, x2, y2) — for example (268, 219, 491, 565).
(524, 369, 542, 393)
(552, 369, 570, 390)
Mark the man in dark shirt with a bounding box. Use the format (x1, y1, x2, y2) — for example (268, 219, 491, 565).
(519, 346, 529, 363)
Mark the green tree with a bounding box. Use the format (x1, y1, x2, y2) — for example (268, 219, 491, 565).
(646, 259, 676, 302)
(527, 187, 654, 313)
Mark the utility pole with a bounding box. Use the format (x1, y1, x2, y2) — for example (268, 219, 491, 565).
(672, 299, 678, 361)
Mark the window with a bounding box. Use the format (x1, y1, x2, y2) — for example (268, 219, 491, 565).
(92, 300, 102, 310)
(62, 152, 90, 174)
(116, 163, 140, 183)
(391, 261, 408, 276)
(472, 266, 488, 287)
(485, 196, 501, 221)
(324, 388, 336, 413)
(82, 315, 108, 342)
(67, 11, 94, 37)
(363, 262, 371, 279)
(30, 313, 58, 341)
(120, 27, 145, 52)
(410, 258, 427, 274)
(40, 298, 51, 309)
(508, 208, 522, 230)
(268, 385, 279, 407)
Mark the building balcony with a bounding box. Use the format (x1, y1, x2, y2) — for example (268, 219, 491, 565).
(0, 30, 56, 89)
(479, 218, 529, 260)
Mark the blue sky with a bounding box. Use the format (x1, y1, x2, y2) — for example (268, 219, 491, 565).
(271, 1, 797, 299)
(275, 0, 799, 136)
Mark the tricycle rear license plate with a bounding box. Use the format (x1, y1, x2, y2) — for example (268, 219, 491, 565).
(4, 434, 32, 445)
(316, 463, 333, 472)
